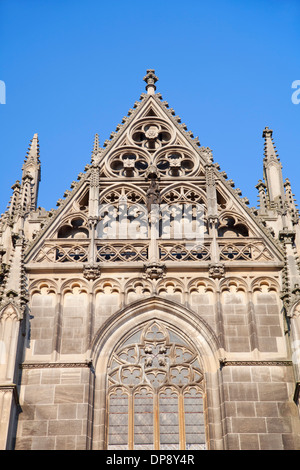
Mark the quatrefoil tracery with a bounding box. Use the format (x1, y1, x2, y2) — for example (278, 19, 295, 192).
(130, 118, 173, 152)
(155, 148, 195, 177)
(109, 149, 150, 177)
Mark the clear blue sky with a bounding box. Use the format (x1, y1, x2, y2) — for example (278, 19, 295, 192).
(0, 0, 299, 214)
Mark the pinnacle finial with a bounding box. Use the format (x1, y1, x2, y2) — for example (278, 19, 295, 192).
(91, 133, 102, 164)
(93, 133, 99, 153)
(143, 69, 158, 94)
(262, 126, 273, 139)
(22, 133, 40, 173)
(262, 126, 279, 162)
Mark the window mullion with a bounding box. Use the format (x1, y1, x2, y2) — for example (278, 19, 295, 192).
(178, 392, 186, 450)
(154, 392, 160, 450)
(128, 391, 134, 450)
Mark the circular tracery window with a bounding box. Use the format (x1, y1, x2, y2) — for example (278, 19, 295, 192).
(108, 150, 150, 177)
(130, 119, 173, 151)
(107, 321, 206, 450)
(155, 149, 195, 177)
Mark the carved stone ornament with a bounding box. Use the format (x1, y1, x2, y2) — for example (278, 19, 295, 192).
(199, 146, 213, 164)
(83, 263, 101, 281)
(279, 228, 296, 244)
(143, 262, 166, 280)
(145, 126, 159, 140)
(143, 69, 158, 93)
(146, 179, 161, 213)
(208, 262, 225, 279)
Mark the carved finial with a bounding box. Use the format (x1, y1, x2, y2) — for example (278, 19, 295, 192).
(262, 126, 273, 139)
(143, 69, 158, 95)
(262, 126, 279, 163)
(24, 133, 40, 167)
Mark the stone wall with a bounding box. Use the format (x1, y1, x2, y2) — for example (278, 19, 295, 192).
(221, 364, 300, 450)
(13, 274, 300, 450)
(15, 366, 92, 450)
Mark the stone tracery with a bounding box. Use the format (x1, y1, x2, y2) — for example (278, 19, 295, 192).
(107, 320, 205, 450)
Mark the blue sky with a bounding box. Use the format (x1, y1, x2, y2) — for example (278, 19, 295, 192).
(0, 0, 299, 214)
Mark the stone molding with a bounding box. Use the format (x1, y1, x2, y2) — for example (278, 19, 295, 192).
(220, 360, 293, 367)
(0, 383, 19, 405)
(20, 361, 92, 369)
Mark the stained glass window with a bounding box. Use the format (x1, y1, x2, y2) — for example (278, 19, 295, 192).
(159, 388, 179, 450)
(107, 321, 206, 450)
(184, 387, 206, 450)
(134, 387, 154, 450)
(108, 389, 129, 450)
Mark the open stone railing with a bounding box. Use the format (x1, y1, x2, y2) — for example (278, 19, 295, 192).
(32, 237, 274, 264)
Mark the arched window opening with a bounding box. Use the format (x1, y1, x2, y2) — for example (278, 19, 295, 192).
(106, 321, 206, 450)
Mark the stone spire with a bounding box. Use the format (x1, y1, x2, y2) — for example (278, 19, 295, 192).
(93, 133, 99, 152)
(143, 69, 158, 95)
(263, 127, 278, 162)
(23, 133, 40, 166)
(21, 133, 41, 211)
(256, 179, 268, 215)
(284, 178, 299, 224)
(91, 133, 102, 164)
(262, 127, 285, 206)
(7, 181, 21, 219)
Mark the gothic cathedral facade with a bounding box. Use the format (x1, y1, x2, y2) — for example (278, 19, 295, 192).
(0, 71, 300, 450)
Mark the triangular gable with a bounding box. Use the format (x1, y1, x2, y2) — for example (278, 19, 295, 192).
(24, 74, 284, 265)
(97, 93, 210, 177)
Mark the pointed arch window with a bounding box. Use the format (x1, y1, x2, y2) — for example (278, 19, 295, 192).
(107, 321, 206, 450)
